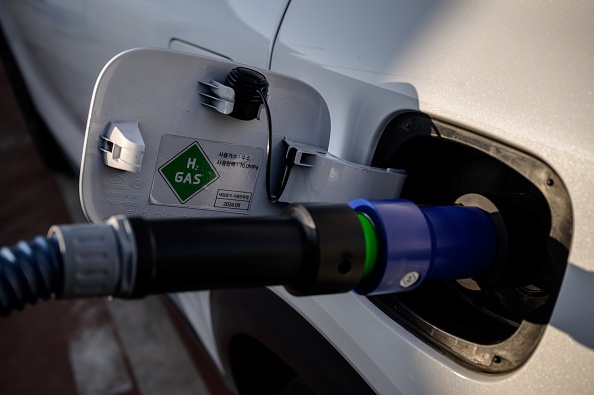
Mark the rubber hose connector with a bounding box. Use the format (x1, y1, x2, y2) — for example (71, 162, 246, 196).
(0, 236, 62, 316)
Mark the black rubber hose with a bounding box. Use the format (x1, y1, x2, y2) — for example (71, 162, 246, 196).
(0, 236, 63, 316)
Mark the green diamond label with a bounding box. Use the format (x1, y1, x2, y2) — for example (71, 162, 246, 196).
(151, 135, 263, 213)
(159, 142, 219, 203)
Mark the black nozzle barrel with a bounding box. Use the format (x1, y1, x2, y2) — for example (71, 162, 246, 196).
(127, 204, 366, 298)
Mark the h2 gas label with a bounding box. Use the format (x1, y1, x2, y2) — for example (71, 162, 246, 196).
(159, 142, 219, 203)
(151, 135, 263, 213)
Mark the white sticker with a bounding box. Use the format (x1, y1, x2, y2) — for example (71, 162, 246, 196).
(150, 134, 263, 213)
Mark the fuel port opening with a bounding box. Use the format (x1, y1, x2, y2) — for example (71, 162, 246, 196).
(369, 112, 573, 374)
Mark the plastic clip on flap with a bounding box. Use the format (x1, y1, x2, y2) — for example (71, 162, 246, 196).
(278, 140, 407, 203)
(100, 122, 145, 173)
(198, 80, 235, 115)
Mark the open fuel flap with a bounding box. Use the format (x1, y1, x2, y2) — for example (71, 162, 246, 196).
(75, 49, 571, 373)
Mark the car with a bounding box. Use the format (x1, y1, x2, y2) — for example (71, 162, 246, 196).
(1, 1, 593, 394)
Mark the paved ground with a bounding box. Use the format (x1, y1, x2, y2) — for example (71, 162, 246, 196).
(0, 60, 231, 395)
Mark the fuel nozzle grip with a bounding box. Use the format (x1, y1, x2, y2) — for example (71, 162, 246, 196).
(350, 198, 499, 295)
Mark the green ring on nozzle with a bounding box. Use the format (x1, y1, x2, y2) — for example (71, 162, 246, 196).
(357, 213, 378, 280)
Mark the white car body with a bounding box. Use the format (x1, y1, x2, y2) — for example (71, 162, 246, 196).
(1, 1, 592, 394)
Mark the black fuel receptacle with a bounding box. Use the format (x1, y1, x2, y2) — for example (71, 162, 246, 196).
(369, 111, 572, 374)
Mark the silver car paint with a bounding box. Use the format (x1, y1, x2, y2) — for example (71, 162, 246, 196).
(1, 0, 592, 393)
